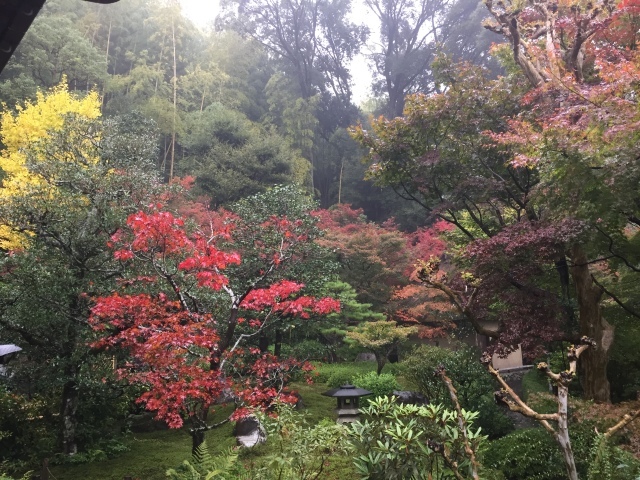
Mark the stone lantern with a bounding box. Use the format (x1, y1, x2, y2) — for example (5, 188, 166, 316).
(322, 384, 371, 423)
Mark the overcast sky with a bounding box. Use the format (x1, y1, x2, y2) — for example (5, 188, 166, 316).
(178, 0, 373, 104)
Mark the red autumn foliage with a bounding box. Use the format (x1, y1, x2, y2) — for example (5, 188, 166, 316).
(317, 203, 455, 333)
(90, 204, 339, 435)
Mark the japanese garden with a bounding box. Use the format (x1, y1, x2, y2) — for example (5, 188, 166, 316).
(0, 0, 639, 478)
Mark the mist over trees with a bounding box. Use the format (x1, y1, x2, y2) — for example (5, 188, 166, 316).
(0, 0, 499, 218)
(0, 0, 639, 476)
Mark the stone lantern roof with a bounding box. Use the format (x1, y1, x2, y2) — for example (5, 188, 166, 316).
(322, 384, 372, 398)
(0, 0, 120, 74)
(322, 384, 372, 423)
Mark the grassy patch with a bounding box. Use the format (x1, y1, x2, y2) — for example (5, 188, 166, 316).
(521, 368, 549, 401)
(313, 360, 404, 387)
(49, 429, 192, 480)
(48, 381, 349, 479)
(48, 407, 237, 480)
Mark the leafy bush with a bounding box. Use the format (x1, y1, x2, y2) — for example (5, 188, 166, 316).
(0, 461, 31, 480)
(482, 423, 598, 480)
(587, 433, 640, 480)
(327, 371, 354, 388)
(0, 387, 57, 463)
(349, 395, 485, 480)
(402, 344, 514, 438)
(352, 371, 400, 403)
(166, 443, 243, 479)
(255, 404, 351, 480)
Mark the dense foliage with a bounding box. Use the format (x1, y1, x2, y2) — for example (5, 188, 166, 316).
(0, 0, 639, 476)
(349, 395, 485, 479)
(403, 345, 515, 439)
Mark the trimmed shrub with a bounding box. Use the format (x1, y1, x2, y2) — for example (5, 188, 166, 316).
(314, 362, 377, 385)
(327, 371, 355, 389)
(352, 371, 400, 402)
(281, 339, 330, 362)
(482, 423, 598, 480)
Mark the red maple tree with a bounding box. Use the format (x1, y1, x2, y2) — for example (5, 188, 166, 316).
(90, 204, 339, 452)
(317, 204, 455, 337)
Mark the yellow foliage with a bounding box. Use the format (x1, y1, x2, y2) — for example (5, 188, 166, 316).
(0, 81, 101, 249)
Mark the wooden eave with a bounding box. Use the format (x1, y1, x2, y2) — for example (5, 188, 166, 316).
(0, 0, 120, 75)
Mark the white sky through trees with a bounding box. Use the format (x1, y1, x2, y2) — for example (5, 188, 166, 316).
(179, 0, 373, 104)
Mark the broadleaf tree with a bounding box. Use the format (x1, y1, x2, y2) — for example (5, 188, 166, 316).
(90, 188, 341, 453)
(0, 83, 161, 454)
(351, 0, 640, 402)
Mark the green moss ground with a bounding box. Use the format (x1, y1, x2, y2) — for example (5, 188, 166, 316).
(48, 381, 348, 480)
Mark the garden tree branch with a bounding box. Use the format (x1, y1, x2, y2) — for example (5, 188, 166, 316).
(590, 275, 640, 320)
(218, 259, 280, 357)
(0, 317, 49, 348)
(434, 366, 481, 480)
(483, 338, 601, 480)
(424, 439, 467, 480)
(482, 353, 556, 433)
(604, 409, 640, 439)
(595, 226, 640, 273)
(483, 1, 547, 87)
(416, 260, 500, 338)
(190, 415, 231, 435)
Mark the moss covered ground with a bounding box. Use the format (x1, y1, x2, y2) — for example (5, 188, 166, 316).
(47, 376, 353, 479)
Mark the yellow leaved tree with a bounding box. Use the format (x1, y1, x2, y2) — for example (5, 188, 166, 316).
(0, 82, 101, 249)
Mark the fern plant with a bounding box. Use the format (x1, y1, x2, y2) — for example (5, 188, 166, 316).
(587, 434, 640, 480)
(166, 442, 241, 480)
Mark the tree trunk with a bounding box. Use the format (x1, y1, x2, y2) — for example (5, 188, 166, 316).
(556, 384, 579, 480)
(60, 379, 79, 455)
(169, 15, 178, 180)
(274, 329, 283, 357)
(570, 245, 613, 402)
(191, 429, 206, 457)
(259, 332, 269, 353)
(338, 156, 344, 205)
(388, 345, 399, 364)
(375, 353, 385, 375)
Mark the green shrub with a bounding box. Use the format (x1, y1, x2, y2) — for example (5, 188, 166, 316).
(349, 395, 485, 480)
(402, 344, 514, 439)
(352, 371, 400, 403)
(0, 387, 57, 463)
(327, 371, 354, 388)
(587, 433, 640, 480)
(314, 362, 377, 385)
(482, 423, 598, 480)
(252, 404, 351, 480)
